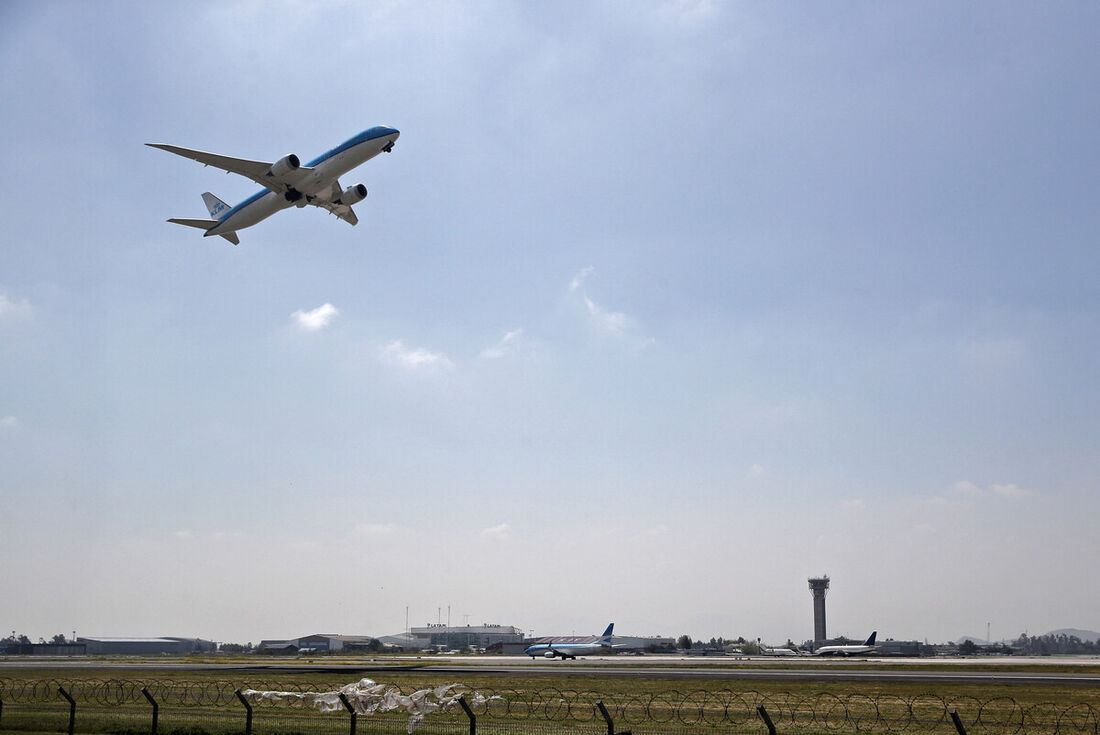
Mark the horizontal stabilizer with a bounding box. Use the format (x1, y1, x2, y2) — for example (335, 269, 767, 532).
(167, 217, 239, 245)
(167, 217, 219, 230)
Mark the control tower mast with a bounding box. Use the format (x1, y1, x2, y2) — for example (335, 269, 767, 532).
(808, 576, 830, 643)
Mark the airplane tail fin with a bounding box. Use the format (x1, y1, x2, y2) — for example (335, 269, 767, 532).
(201, 192, 232, 220)
(600, 623, 614, 641)
(865, 631, 877, 646)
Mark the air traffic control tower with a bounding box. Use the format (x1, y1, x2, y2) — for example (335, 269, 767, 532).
(809, 576, 830, 643)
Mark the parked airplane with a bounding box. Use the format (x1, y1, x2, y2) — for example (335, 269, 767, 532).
(148, 126, 400, 245)
(524, 624, 616, 660)
(814, 631, 877, 656)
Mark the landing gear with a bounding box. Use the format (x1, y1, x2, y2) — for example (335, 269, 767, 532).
(284, 188, 303, 203)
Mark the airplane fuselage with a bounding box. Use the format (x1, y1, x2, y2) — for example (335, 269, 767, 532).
(814, 632, 877, 656)
(205, 127, 398, 238)
(524, 642, 606, 659)
(524, 623, 615, 660)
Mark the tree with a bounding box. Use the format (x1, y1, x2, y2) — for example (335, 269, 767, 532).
(51, 634, 67, 644)
(676, 635, 693, 650)
(219, 642, 251, 653)
(959, 639, 978, 655)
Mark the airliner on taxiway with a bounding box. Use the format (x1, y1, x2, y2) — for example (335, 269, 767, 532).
(814, 631, 878, 656)
(524, 624, 617, 660)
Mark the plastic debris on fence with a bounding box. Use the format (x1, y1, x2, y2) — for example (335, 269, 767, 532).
(240, 679, 500, 733)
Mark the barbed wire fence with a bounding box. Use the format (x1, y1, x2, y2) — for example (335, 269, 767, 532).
(1, 678, 1098, 735)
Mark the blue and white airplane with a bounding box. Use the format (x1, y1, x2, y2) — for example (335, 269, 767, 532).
(814, 631, 878, 656)
(148, 126, 400, 245)
(524, 623, 616, 660)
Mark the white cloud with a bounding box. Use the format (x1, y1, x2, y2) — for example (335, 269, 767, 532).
(480, 522, 511, 539)
(354, 522, 401, 536)
(480, 328, 523, 359)
(1, 415, 17, 428)
(583, 295, 629, 338)
(951, 480, 983, 496)
(991, 483, 1034, 498)
(568, 266, 594, 292)
(381, 340, 454, 371)
(291, 303, 339, 331)
(950, 480, 1035, 499)
(746, 463, 765, 478)
(0, 293, 32, 322)
(568, 269, 654, 349)
(172, 530, 194, 540)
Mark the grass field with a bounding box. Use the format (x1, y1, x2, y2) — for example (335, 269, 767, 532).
(2, 662, 1098, 735)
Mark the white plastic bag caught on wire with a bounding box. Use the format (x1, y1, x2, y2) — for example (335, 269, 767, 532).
(241, 679, 500, 734)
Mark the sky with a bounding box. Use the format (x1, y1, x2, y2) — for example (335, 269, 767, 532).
(1, 1, 1098, 647)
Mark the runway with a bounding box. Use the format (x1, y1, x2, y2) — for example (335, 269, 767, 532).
(3, 656, 1099, 687)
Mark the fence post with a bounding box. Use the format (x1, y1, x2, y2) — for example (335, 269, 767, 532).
(949, 708, 967, 735)
(142, 687, 159, 735)
(58, 686, 76, 735)
(338, 692, 358, 735)
(594, 700, 611, 735)
(234, 689, 253, 735)
(757, 704, 777, 735)
(457, 694, 476, 735)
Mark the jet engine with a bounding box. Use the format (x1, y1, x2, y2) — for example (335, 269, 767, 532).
(339, 183, 367, 204)
(268, 154, 300, 179)
(543, 650, 556, 659)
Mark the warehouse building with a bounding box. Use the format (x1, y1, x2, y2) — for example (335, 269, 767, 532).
(78, 637, 215, 655)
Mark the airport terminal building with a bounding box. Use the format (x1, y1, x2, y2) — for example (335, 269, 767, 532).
(408, 624, 524, 650)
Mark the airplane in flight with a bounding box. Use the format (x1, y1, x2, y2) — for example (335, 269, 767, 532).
(147, 126, 400, 245)
(524, 623, 616, 660)
(813, 631, 877, 656)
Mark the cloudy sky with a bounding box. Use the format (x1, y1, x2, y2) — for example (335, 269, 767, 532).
(1, 2, 1097, 646)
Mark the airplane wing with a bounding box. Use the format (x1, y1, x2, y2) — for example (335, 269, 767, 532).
(146, 143, 314, 191)
(307, 179, 360, 226)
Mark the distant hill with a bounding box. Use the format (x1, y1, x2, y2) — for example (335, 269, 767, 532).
(955, 629, 1100, 646)
(1045, 628, 1100, 643)
(955, 636, 992, 646)
(954, 624, 1100, 642)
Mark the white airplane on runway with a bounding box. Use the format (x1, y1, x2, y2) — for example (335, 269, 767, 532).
(814, 631, 877, 656)
(148, 126, 400, 245)
(524, 623, 616, 660)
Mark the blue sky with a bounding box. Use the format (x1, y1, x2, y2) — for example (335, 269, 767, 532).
(1, 1, 1097, 645)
